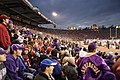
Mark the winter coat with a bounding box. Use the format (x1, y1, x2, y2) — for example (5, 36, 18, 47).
(34, 70, 54, 80)
(4, 54, 24, 80)
(62, 62, 78, 80)
(78, 54, 110, 80)
(0, 23, 11, 49)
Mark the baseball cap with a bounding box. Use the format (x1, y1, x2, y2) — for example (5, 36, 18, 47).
(8, 20, 13, 24)
(0, 14, 10, 20)
(40, 59, 57, 68)
(88, 42, 97, 52)
(10, 44, 24, 51)
(0, 48, 7, 54)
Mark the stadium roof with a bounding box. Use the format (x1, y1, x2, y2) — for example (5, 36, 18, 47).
(0, 0, 56, 26)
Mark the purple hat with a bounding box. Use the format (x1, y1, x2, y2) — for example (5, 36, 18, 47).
(10, 44, 24, 51)
(8, 20, 13, 24)
(53, 38, 58, 42)
(74, 47, 80, 53)
(0, 48, 7, 54)
(88, 42, 97, 52)
(40, 59, 57, 68)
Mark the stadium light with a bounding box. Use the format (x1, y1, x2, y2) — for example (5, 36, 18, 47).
(52, 12, 58, 28)
(116, 26, 119, 28)
(52, 12, 58, 17)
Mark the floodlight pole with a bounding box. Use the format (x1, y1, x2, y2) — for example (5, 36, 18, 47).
(115, 26, 117, 38)
(110, 28, 111, 38)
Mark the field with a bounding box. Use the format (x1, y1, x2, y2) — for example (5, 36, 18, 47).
(80, 41, 120, 53)
(97, 46, 120, 53)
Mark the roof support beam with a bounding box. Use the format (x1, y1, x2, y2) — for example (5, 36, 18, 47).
(9, 8, 39, 24)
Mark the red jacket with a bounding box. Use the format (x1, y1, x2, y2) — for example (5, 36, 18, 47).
(0, 23, 11, 49)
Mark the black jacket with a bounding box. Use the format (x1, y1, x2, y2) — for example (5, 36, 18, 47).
(34, 71, 49, 80)
(62, 62, 78, 80)
(34, 70, 55, 80)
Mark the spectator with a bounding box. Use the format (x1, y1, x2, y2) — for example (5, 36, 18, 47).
(34, 59, 57, 80)
(0, 14, 11, 50)
(41, 37, 50, 53)
(62, 57, 78, 80)
(0, 48, 7, 80)
(77, 42, 111, 80)
(4, 44, 24, 80)
(50, 49, 62, 80)
(20, 47, 36, 80)
(102, 71, 116, 80)
(79, 47, 87, 57)
(38, 46, 53, 63)
(105, 54, 114, 70)
(7, 20, 14, 42)
(113, 56, 120, 80)
(21, 47, 31, 69)
(51, 38, 60, 51)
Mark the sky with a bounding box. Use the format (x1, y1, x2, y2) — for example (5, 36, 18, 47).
(29, 0, 120, 29)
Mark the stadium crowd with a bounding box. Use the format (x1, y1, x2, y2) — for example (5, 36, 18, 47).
(0, 14, 120, 80)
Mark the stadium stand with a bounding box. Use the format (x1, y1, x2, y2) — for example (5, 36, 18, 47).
(0, 0, 120, 80)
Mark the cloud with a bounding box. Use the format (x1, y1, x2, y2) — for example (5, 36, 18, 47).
(29, 0, 120, 29)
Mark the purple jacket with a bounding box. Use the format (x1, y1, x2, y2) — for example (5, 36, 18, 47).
(51, 42, 60, 51)
(4, 54, 24, 80)
(78, 54, 110, 80)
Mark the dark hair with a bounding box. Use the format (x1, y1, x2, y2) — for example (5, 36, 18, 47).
(102, 52, 107, 59)
(75, 44, 78, 47)
(41, 67, 46, 72)
(41, 65, 50, 72)
(61, 47, 64, 50)
(44, 37, 48, 40)
(0, 19, 3, 23)
(12, 39, 21, 44)
(51, 49, 59, 57)
(97, 51, 102, 56)
(116, 55, 120, 61)
(61, 47, 67, 50)
(115, 52, 118, 56)
(88, 49, 94, 52)
(10, 48, 14, 54)
(10, 47, 22, 54)
(83, 47, 87, 51)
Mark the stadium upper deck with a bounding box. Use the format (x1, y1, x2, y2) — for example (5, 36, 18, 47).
(0, 0, 56, 27)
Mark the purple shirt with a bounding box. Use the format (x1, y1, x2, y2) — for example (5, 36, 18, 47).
(78, 54, 110, 80)
(4, 54, 24, 80)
